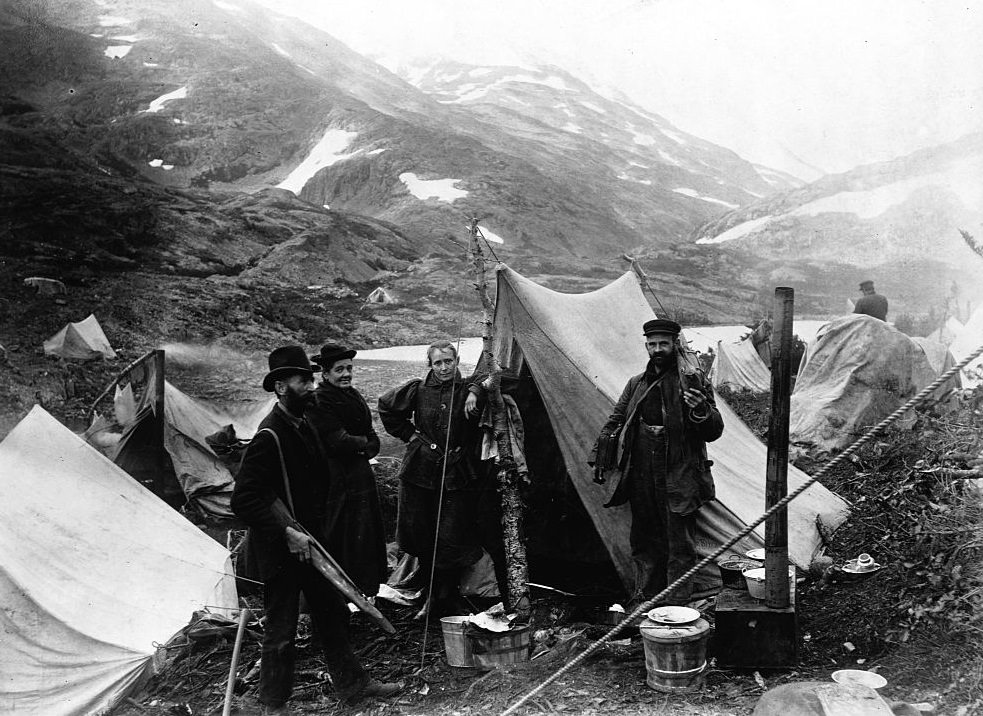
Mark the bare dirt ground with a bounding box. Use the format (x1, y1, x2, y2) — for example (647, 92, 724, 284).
(3, 268, 981, 716)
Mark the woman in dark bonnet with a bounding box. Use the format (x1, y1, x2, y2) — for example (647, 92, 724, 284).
(307, 343, 387, 598)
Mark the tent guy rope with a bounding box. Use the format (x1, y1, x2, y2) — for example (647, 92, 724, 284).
(499, 341, 983, 716)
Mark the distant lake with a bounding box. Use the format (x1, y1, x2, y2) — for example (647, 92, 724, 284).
(356, 321, 830, 367)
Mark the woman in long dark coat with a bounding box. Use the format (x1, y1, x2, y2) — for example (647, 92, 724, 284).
(307, 343, 387, 598)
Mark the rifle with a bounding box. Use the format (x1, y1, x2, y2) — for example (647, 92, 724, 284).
(269, 498, 396, 635)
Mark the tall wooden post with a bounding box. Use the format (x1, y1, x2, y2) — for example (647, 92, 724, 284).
(765, 288, 793, 608)
(152, 349, 171, 502)
(468, 219, 531, 621)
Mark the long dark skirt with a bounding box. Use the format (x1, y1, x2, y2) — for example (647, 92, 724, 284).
(324, 458, 387, 598)
(396, 480, 485, 571)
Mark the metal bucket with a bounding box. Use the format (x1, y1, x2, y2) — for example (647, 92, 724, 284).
(440, 616, 476, 668)
(639, 617, 710, 692)
(469, 624, 531, 669)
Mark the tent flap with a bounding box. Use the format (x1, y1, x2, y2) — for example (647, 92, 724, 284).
(492, 265, 849, 594)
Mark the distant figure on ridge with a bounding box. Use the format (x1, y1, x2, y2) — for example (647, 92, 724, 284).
(853, 280, 888, 321)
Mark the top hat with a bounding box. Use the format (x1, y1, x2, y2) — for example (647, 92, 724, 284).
(311, 343, 357, 371)
(262, 345, 319, 392)
(643, 318, 682, 336)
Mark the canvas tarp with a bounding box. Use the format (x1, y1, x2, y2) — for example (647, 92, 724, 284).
(790, 314, 946, 455)
(948, 306, 983, 387)
(43, 314, 116, 360)
(0, 406, 237, 716)
(710, 335, 772, 393)
(492, 266, 849, 593)
(112, 366, 273, 517)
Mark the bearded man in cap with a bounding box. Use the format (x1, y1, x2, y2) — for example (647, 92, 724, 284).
(853, 280, 888, 321)
(232, 346, 398, 714)
(590, 319, 723, 608)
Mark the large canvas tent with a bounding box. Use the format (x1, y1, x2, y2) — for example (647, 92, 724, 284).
(110, 357, 272, 517)
(492, 266, 849, 595)
(791, 314, 955, 455)
(0, 406, 237, 715)
(43, 314, 116, 360)
(709, 335, 772, 393)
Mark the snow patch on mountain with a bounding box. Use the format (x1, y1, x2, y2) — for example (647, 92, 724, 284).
(673, 188, 739, 209)
(278, 129, 358, 194)
(104, 45, 132, 59)
(477, 225, 505, 244)
(144, 86, 187, 113)
(658, 150, 681, 167)
(98, 15, 130, 26)
(438, 86, 490, 104)
(618, 174, 652, 186)
(111, 34, 140, 42)
(367, 148, 388, 156)
(696, 215, 775, 244)
(212, 0, 243, 11)
(400, 173, 468, 202)
(469, 67, 494, 78)
(662, 129, 688, 145)
(580, 101, 605, 114)
(271, 43, 290, 58)
(562, 123, 582, 134)
(792, 159, 983, 219)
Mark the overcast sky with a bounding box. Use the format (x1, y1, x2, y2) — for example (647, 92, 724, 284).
(259, 0, 983, 178)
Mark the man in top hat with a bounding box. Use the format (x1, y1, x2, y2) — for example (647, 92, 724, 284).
(232, 346, 399, 715)
(590, 319, 723, 608)
(853, 280, 888, 321)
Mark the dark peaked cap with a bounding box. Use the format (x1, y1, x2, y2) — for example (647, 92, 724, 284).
(262, 345, 320, 392)
(860, 280, 875, 290)
(643, 318, 682, 336)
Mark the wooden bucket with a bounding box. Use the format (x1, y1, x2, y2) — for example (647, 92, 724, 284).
(468, 624, 531, 669)
(639, 617, 710, 692)
(440, 616, 476, 668)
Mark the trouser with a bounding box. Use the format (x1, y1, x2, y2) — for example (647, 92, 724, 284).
(627, 423, 698, 604)
(259, 560, 366, 708)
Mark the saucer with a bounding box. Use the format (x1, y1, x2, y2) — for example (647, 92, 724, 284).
(646, 606, 700, 626)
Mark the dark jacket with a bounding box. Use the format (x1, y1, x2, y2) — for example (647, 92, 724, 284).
(378, 371, 485, 490)
(231, 404, 329, 579)
(592, 367, 723, 514)
(854, 293, 888, 321)
(306, 383, 387, 596)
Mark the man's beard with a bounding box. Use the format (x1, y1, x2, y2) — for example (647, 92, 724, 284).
(283, 387, 315, 414)
(647, 352, 676, 374)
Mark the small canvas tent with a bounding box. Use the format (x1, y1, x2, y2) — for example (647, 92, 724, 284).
(0, 406, 237, 715)
(492, 266, 848, 595)
(709, 335, 772, 393)
(948, 306, 983, 387)
(43, 314, 116, 360)
(790, 314, 952, 454)
(111, 359, 273, 517)
(365, 286, 395, 304)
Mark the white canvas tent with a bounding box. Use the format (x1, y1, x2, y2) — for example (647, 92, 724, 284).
(492, 266, 849, 594)
(112, 373, 273, 517)
(709, 335, 772, 393)
(365, 286, 395, 304)
(43, 314, 116, 360)
(791, 314, 952, 454)
(948, 306, 983, 387)
(0, 406, 237, 715)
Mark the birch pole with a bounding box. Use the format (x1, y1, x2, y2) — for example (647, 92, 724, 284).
(468, 218, 531, 620)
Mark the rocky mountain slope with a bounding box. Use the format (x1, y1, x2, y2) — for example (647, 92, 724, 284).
(1, 0, 787, 262)
(691, 132, 983, 315)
